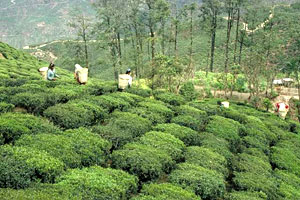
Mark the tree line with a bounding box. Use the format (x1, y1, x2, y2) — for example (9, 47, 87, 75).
(68, 0, 299, 95)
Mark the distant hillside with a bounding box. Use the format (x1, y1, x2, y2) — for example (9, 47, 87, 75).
(0, 0, 94, 48)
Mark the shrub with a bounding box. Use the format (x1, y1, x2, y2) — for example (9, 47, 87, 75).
(139, 183, 200, 200)
(45, 87, 79, 104)
(221, 108, 248, 124)
(63, 128, 111, 167)
(185, 146, 228, 177)
(173, 105, 208, 127)
(0, 145, 34, 189)
(271, 145, 300, 176)
(138, 101, 174, 122)
(93, 112, 151, 149)
(0, 102, 14, 113)
(0, 184, 77, 200)
(225, 191, 267, 200)
(111, 143, 174, 181)
(233, 172, 278, 200)
(153, 123, 202, 146)
(126, 86, 152, 97)
(109, 92, 144, 105)
(179, 81, 198, 102)
(88, 81, 118, 95)
(275, 169, 300, 199)
(205, 115, 241, 151)
(11, 92, 47, 114)
(44, 102, 106, 129)
(243, 116, 276, 145)
(129, 107, 166, 125)
(189, 101, 222, 116)
(232, 153, 272, 175)
(154, 92, 185, 106)
(0, 113, 59, 144)
(171, 115, 204, 132)
(169, 163, 226, 200)
(56, 166, 137, 200)
(139, 131, 185, 161)
(15, 134, 81, 168)
(89, 95, 131, 112)
(0, 145, 64, 186)
(197, 132, 233, 161)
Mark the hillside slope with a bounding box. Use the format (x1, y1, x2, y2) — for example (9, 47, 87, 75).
(0, 0, 94, 48)
(1, 42, 300, 200)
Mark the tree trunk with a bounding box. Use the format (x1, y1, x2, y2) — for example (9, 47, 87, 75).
(238, 31, 245, 65)
(233, 7, 240, 64)
(224, 4, 233, 73)
(189, 8, 194, 78)
(210, 11, 217, 72)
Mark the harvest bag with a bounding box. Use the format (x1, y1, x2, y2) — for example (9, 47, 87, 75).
(118, 74, 131, 89)
(78, 68, 88, 84)
(39, 67, 48, 80)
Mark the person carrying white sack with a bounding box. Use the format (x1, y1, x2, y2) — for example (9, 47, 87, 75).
(118, 68, 132, 91)
(74, 64, 88, 85)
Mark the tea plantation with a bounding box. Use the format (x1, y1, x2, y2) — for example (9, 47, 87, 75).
(1, 41, 300, 200)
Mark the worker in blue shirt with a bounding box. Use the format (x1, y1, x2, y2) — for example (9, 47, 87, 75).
(47, 63, 59, 81)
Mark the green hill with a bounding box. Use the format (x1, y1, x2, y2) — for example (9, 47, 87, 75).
(1, 42, 300, 199)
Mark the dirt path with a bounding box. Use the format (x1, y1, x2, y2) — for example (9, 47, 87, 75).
(223, 4, 290, 35)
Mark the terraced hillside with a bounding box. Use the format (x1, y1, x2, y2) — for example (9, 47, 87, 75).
(1, 42, 300, 200)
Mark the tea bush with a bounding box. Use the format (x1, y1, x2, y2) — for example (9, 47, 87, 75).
(225, 191, 267, 200)
(233, 172, 278, 200)
(89, 95, 131, 112)
(197, 132, 233, 161)
(15, 134, 81, 168)
(173, 105, 208, 128)
(125, 86, 152, 97)
(129, 107, 166, 124)
(138, 101, 174, 122)
(111, 143, 174, 181)
(0, 145, 64, 188)
(189, 101, 222, 116)
(0, 112, 60, 144)
(44, 101, 107, 129)
(139, 131, 185, 161)
(171, 115, 203, 131)
(109, 92, 144, 105)
(0, 184, 76, 200)
(93, 112, 151, 149)
(0, 102, 14, 113)
(185, 146, 228, 177)
(137, 183, 200, 200)
(206, 115, 241, 151)
(243, 116, 276, 145)
(274, 169, 300, 199)
(169, 163, 226, 200)
(11, 92, 47, 114)
(63, 127, 111, 167)
(153, 123, 202, 146)
(179, 81, 198, 102)
(271, 144, 300, 176)
(232, 153, 272, 175)
(0, 145, 34, 189)
(56, 166, 138, 200)
(154, 92, 185, 106)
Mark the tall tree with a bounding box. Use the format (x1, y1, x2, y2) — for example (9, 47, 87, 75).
(69, 9, 92, 68)
(201, 0, 224, 72)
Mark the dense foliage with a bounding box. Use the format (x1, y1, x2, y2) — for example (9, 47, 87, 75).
(1, 43, 300, 199)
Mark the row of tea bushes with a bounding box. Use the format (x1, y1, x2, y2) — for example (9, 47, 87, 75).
(0, 127, 111, 189)
(0, 166, 137, 200)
